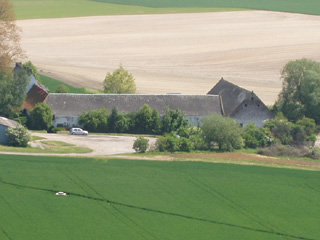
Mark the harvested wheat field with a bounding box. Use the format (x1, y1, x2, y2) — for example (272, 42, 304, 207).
(18, 11, 320, 104)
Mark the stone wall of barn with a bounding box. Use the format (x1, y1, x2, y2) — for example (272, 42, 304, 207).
(231, 99, 274, 128)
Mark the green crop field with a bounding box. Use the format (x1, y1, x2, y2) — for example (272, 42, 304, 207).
(12, 0, 243, 20)
(12, 0, 320, 19)
(1, 154, 319, 239)
(40, 74, 93, 94)
(94, 0, 320, 15)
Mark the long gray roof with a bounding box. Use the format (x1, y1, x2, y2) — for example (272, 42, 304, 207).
(46, 94, 223, 116)
(0, 117, 19, 128)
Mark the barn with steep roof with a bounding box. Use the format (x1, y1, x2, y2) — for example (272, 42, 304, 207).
(207, 78, 274, 127)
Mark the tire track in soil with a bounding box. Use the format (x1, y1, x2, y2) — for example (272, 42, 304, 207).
(304, 183, 320, 194)
(182, 175, 289, 238)
(0, 177, 316, 240)
(0, 194, 22, 218)
(61, 168, 159, 240)
(0, 192, 14, 240)
(0, 227, 13, 240)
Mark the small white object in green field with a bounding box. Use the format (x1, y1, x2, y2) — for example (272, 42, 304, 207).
(55, 192, 67, 196)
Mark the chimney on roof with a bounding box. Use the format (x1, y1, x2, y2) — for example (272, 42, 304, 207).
(16, 62, 22, 68)
(13, 62, 23, 75)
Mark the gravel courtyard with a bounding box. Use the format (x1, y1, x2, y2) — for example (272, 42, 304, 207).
(32, 133, 156, 156)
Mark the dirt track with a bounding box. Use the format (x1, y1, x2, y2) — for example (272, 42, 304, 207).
(172, 152, 320, 168)
(17, 11, 320, 105)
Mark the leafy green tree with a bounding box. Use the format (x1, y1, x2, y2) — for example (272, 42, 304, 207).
(107, 107, 118, 133)
(242, 122, 268, 148)
(133, 137, 149, 153)
(126, 105, 161, 134)
(178, 137, 194, 152)
(0, 70, 29, 118)
(161, 108, 189, 134)
(79, 108, 109, 132)
(103, 65, 136, 94)
(155, 134, 179, 153)
(277, 59, 320, 123)
(295, 117, 317, 142)
(23, 61, 41, 82)
(263, 115, 293, 145)
(135, 104, 155, 134)
(108, 108, 129, 133)
(155, 136, 168, 152)
(28, 103, 53, 130)
(150, 109, 161, 134)
(189, 133, 207, 151)
(126, 111, 138, 133)
(291, 124, 307, 142)
(166, 135, 180, 153)
(114, 113, 129, 133)
(6, 124, 30, 147)
(55, 84, 69, 93)
(201, 114, 243, 151)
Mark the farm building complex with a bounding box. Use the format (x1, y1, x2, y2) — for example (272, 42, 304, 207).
(46, 94, 223, 128)
(13, 62, 274, 128)
(44, 78, 273, 129)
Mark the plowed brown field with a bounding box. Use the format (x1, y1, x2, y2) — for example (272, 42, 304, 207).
(17, 11, 320, 105)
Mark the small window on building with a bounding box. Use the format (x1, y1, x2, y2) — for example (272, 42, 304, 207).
(257, 104, 260, 107)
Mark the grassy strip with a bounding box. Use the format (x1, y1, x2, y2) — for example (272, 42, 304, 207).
(13, 0, 245, 19)
(40, 74, 94, 94)
(30, 135, 46, 141)
(0, 140, 92, 154)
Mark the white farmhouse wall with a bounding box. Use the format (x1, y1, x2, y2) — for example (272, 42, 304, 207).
(0, 125, 9, 145)
(53, 114, 204, 129)
(53, 115, 80, 129)
(186, 116, 203, 126)
(231, 101, 273, 128)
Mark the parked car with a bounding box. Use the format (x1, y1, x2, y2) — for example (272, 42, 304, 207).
(70, 128, 88, 135)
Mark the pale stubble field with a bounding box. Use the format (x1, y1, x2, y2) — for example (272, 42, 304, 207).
(18, 11, 320, 105)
